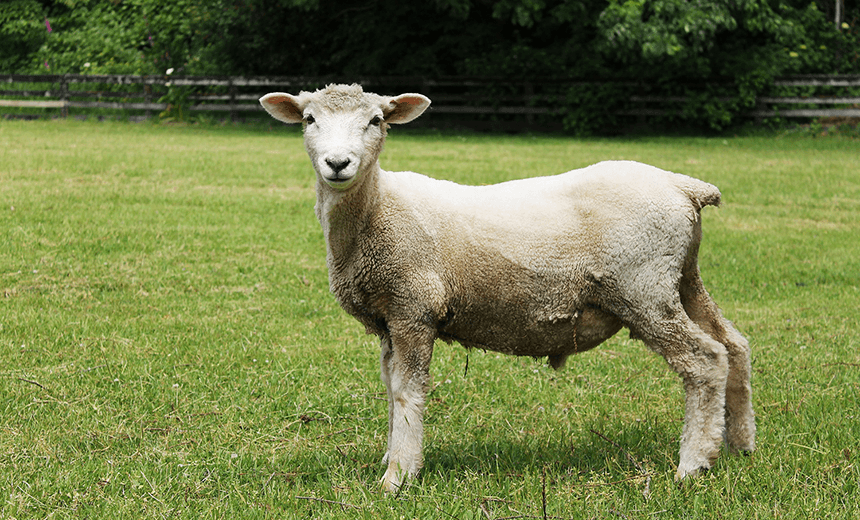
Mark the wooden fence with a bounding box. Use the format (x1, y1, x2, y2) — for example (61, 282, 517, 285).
(757, 75, 860, 118)
(2, 73, 859, 127)
(614, 75, 860, 119)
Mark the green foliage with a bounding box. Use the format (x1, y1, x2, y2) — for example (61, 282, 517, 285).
(157, 82, 191, 121)
(31, 0, 145, 74)
(135, 0, 208, 75)
(598, 0, 739, 63)
(1, 0, 858, 131)
(491, 0, 549, 27)
(561, 82, 632, 135)
(2, 0, 222, 75)
(590, 0, 860, 130)
(4, 0, 858, 78)
(0, 0, 47, 72)
(778, 1, 860, 74)
(594, 0, 857, 76)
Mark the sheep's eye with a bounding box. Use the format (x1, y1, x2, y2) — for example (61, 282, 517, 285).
(305, 114, 315, 125)
(369, 116, 382, 127)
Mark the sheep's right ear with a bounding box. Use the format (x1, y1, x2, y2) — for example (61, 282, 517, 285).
(259, 92, 305, 124)
(384, 93, 431, 124)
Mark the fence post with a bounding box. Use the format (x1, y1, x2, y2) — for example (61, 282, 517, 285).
(229, 78, 237, 122)
(524, 81, 534, 126)
(421, 77, 431, 100)
(754, 96, 765, 125)
(60, 74, 69, 118)
(144, 81, 152, 120)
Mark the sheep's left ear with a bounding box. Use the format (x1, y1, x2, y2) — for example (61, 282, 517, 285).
(260, 92, 306, 124)
(384, 93, 431, 124)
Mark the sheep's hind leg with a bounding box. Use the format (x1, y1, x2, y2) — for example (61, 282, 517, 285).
(631, 310, 729, 481)
(716, 320, 755, 454)
(379, 326, 434, 494)
(679, 272, 756, 454)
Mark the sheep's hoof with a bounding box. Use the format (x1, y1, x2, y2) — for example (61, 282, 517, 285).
(726, 440, 755, 455)
(381, 460, 420, 495)
(381, 477, 401, 495)
(381, 467, 405, 495)
(674, 464, 710, 482)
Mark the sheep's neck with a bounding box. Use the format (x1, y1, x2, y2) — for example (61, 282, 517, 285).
(316, 164, 381, 276)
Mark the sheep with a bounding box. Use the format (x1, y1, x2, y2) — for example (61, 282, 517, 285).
(259, 83, 756, 493)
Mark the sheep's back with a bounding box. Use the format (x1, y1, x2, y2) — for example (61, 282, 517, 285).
(379, 160, 715, 260)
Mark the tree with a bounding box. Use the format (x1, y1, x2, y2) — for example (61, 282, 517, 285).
(0, 0, 49, 72)
(1, 0, 856, 132)
(596, 0, 858, 78)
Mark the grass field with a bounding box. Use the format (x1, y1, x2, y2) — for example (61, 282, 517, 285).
(1, 119, 858, 519)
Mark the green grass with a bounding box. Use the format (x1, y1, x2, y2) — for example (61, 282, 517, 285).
(1, 120, 858, 519)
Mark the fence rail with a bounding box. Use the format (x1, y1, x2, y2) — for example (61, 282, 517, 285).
(2, 73, 859, 127)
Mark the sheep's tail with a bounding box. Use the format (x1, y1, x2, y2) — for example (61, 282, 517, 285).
(673, 175, 722, 210)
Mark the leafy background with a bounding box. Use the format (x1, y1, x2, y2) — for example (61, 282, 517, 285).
(3, 0, 857, 78)
(0, 0, 858, 132)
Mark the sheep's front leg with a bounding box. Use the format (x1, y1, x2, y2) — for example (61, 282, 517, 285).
(379, 335, 394, 465)
(379, 326, 433, 494)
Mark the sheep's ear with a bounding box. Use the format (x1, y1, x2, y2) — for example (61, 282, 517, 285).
(384, 93, 431, 124)
(260, 92, 306, 124)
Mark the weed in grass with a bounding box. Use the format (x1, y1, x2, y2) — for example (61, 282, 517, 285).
(1, 120, 858, 518)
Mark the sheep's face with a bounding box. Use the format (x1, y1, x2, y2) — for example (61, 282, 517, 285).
(260, 85, 430, 191)
(301, 98, 387, 190)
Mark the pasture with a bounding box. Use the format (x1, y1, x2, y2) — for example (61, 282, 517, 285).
(1, 119, 858, 519)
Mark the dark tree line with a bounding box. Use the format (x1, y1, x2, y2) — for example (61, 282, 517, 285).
(2, 0, 857, 78)
(1, 0, 857, 130)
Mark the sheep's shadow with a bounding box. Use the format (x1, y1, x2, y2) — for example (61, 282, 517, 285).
(419, 419, 677, 480)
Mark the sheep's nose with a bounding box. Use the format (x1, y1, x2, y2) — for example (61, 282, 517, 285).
(326, 157, 351, 174)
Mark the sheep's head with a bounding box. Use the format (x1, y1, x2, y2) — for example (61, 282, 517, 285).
(260, 84, 430, 191)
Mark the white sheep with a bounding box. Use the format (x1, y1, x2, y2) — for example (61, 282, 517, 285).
(259, 84, 756, 493)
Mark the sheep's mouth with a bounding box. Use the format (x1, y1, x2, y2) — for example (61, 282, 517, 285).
(322, 174, 357, 189)
(324, 175, 352, 184)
